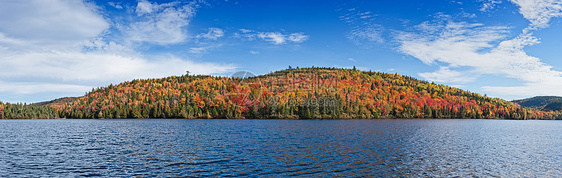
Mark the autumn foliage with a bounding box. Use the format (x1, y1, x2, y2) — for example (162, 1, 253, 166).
(2, 67, 561, 119)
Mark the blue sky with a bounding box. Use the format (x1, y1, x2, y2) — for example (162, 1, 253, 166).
(1, 0, 562, 103)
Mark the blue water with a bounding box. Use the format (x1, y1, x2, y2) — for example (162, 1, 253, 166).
(1, 119, 562, 177)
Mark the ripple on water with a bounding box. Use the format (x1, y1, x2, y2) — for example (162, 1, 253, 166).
(2, 119, 562, 177)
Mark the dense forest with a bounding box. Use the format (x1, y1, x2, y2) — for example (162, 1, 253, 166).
(0, 102, 58, 119)
(512, 96, 562, 111)
(2, 67, 562, 119)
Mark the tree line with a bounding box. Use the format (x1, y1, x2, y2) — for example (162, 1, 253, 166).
(2, 67, 562, 119)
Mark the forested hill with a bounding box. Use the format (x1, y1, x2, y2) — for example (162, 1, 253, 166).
(33, 97, 79, 106)
(512, 96, 562, 111)
(2, 67, 562, 119)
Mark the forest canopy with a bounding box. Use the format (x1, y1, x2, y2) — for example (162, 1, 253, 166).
(2, 67, 561, 119)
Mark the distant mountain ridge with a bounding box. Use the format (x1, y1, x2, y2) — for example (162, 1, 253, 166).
(33, 97, 79, 106)
(512, 96, 562, 111)
(2, 67, 562, 119)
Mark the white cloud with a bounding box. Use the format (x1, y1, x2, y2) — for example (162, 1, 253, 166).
(235, 30, 309, 45)
(485, 34, 559, 83)
(397, 21, 509, 65)
(233, 29, 257, 41)
(509, 0, 562, 29)
(0, 32, 25, 45)
(257, 32, 286, 45)
(188, 47, 208, 54)
(397, 17, 562, 98)
(0, 50, 234, 83)
(0, 51, 235, 103)
(108, 2, 123, 9)
(418, 67, 477, 83)
(347, 58, 356, 62)
(452, 1, 463, 5)
(188, 47, 204, 54)
(239, 29, 253, 33)
(339, 9, 377, 23)
(347, 24, 384, 47)
(0, 0, 236, 103)
(196, 27, 224, 40)
(461, 12, 477, 18)
(0, 81, 92, 95)
(338, 7, 384, 48)
(126, 1, 196, 45)
(250, 51, 260, 54)
(136, 0, 157, 15)
(188, 44, 223, 54)
(257, 32, 309, 45)
(482, 79, 562, 98)
(479, 0, 502, 12)
(287, 33, 309, 43)
(358, 11, 375, 19)
(0, 0, 109, 47)
(83, 38, 138, 55)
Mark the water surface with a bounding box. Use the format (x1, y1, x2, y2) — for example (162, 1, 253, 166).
(1, 119, 561, 177)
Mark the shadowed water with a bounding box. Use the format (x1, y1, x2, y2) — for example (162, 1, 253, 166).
(1, 119, 561, 177)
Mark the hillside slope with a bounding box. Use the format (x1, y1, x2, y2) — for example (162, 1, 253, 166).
(2, 67, 561, 119)
(33, 97, 79, 106)
(512, 96, 562, 110)
(46, 68, 562, 119)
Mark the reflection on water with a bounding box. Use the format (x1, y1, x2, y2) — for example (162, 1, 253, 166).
(1, 119, 561, 177)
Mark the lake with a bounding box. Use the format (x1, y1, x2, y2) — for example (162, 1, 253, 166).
(1, 119, 561, 177)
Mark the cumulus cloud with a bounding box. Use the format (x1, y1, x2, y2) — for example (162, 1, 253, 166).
(0, 51, 235, 103)
(0, 48, 235, 102)
(126, 0, 196, 45)
(0, 0, 236, 103)
(0, 0, 109, 47)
